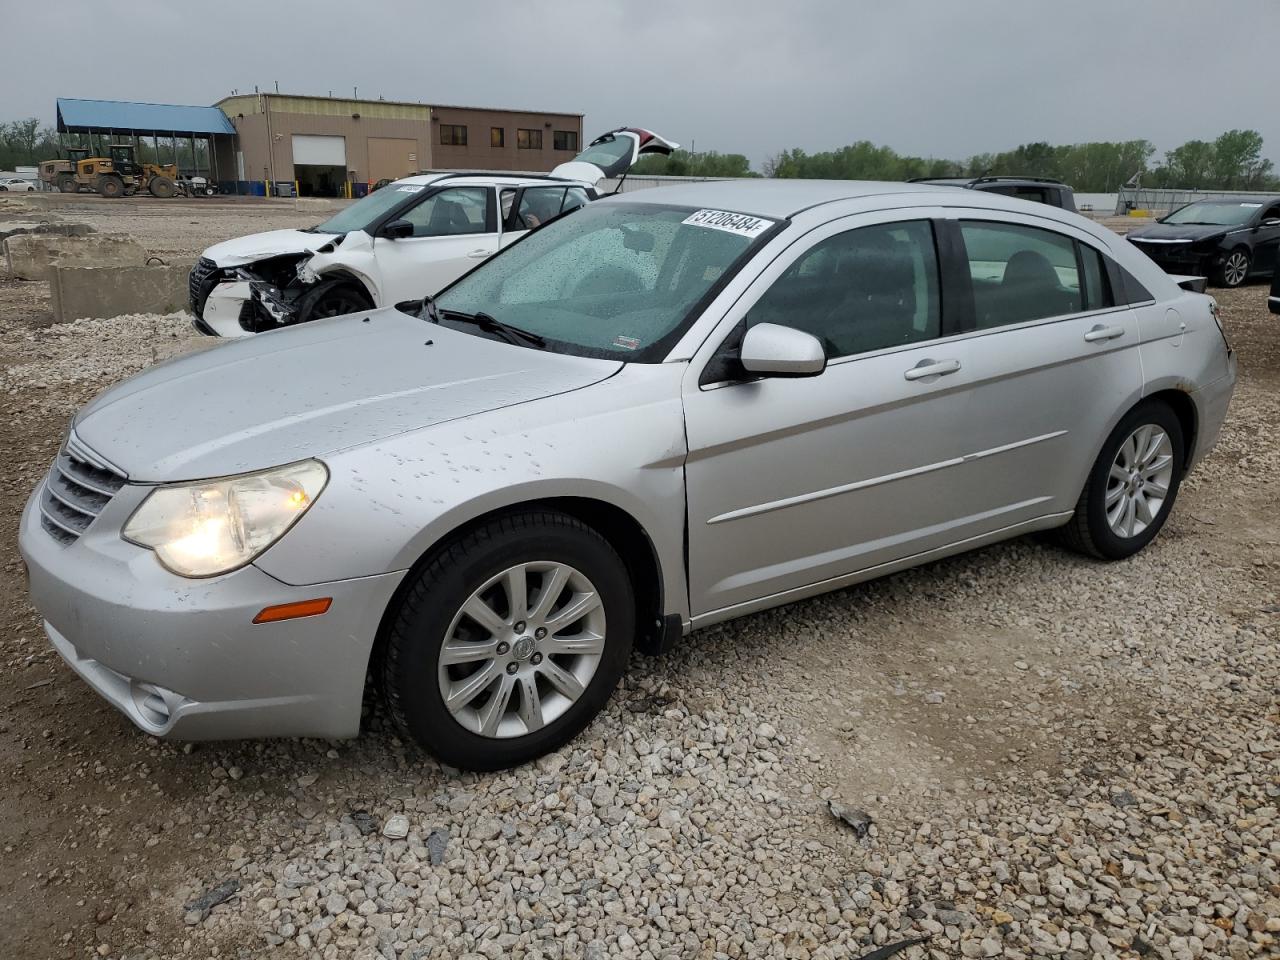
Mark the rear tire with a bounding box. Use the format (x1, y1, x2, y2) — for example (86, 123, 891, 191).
(97, 176, 124, 199)
(1058, 401, 1184, 560)
(57, 175, 77, 193)
(1212, 248, 1251, 288)
(382, 510, 635, 771)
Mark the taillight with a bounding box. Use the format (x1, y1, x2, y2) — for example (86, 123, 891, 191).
(1208, 298, 1231, 350)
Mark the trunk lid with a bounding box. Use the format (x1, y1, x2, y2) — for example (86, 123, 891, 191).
(551, 128, 679, 186)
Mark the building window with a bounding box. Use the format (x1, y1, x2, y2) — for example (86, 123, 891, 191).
(490, 127, 505, 148)
(516, 128, 543, 150)
(553, 130, 579, 151)
(439, 124, 467, 146)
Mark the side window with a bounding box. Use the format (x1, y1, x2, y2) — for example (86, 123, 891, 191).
(401, 187, 491, 237)
(562, 187, 589, 214)
(1079, 245, 1114, 311)
(743, 220, 941, 359)
(960, 221, 1081, 328)
(513, 188, 566, 230)
(1263, 202, 1280, 223)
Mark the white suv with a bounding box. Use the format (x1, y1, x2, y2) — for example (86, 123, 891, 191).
(189, 128, 677, 337)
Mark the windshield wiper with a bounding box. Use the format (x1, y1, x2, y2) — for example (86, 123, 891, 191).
(418, 294, 441, 323)
(442, 309, 546, 349)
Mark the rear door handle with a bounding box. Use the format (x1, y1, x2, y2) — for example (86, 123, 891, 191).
(904, 358, 961, 381)
(1084, 324, 1126, 342)
(466, 249, 491, 259)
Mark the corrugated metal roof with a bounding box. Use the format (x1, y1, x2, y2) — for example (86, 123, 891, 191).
(56, 99, 236, 135)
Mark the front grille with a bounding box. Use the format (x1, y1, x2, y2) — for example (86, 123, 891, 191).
(39, 433, 127, 545)
(188, 257, 221, 319)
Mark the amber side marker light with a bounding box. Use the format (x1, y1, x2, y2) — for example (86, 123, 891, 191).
(252, 598, 333, 624)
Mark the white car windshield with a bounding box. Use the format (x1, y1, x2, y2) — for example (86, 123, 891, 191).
(433, 203, 777, 361)
(311, 182, 430, 233)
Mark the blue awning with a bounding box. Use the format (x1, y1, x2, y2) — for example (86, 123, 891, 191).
(56, 99, 236, 136)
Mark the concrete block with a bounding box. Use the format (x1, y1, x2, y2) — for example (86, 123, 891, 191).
(294, 197, 334, 213)
(3, 234, 146, 280)
(0, 221, 95, 243)
(49, 264, 190, 325)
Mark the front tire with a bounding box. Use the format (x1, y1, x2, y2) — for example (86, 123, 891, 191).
(97, 176, 124, 199)
(382, 511, 635, 771)
(1213, 248, 1251, 288)
(294, 279, 373, 325)
(1059, 401, 1184, 560)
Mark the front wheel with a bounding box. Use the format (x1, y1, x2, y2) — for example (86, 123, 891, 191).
(294, 279, 373, 325)
(382, 511, 635, 770)
(1213, 248, 1251, 288)
(1058, 401, 1184, 560)
(97, 176, 124, 199)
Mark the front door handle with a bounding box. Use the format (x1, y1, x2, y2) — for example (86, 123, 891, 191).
(466, 249, 491, 259)
(1084, 324, 1126, 343)
(904, 358, 961, 381)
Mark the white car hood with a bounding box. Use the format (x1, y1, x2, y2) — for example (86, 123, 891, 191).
(201, 228, 341, 267)
(73, 309, 621, 482)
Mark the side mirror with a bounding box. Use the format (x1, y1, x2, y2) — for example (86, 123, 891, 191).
(380, 218, 414, 240)
(1261, 218, 1280, 228)
(739, 323, 826, 377)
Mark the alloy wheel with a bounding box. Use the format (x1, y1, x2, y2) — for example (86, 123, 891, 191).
(437, 562, 606, 738)
(1223, 251, 1249, 286)
(1105, 424, 1174, 538)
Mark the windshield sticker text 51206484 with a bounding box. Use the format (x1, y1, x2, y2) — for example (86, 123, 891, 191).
(682, 209, 776, 238)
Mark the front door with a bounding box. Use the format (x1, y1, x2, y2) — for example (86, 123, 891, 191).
(683, 212, 985, 618)
(373, 185, 499, 302)
(1253, 201, 1280, 277)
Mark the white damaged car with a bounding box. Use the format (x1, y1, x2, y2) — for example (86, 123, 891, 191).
(188, 128, 677, 337)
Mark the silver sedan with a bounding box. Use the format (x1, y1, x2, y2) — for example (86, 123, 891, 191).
(20, 181, 1235, 770)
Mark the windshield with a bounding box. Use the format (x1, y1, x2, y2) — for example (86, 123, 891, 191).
(312, 181, 431, 233)
(434, 202, 778, 361)
(1162, 201, 1260, 226)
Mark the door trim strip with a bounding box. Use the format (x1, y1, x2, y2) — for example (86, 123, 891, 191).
(705, 429, 1067, 525)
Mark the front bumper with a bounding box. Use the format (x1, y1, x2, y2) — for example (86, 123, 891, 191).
(19, 482, 404, 740)
(1129, 242, 1220, 277)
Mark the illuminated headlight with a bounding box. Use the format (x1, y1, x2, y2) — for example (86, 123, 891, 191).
(123, 460, 328, 577)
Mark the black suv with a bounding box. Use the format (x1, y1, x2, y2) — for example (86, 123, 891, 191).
(910, 176, 1077, 212)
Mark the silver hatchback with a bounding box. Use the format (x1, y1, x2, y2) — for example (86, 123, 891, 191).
(20, 181, 1235, 770)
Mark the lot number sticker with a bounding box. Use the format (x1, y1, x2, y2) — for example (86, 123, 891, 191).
(682, 209, 775, 238)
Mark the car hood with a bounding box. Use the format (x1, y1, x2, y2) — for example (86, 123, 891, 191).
(201, 228, 340, 267)
(72, 309, 622, 482)
(1127, 222, 1230, 242)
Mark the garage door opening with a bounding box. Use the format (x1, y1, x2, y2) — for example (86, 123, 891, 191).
(295, 164, 346, 197)
(291, 135, 347, 197)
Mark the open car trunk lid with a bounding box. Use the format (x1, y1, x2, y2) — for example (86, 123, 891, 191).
(551, 128, 679, 187)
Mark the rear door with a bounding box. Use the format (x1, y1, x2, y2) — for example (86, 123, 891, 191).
(934, 213, 1144, 524)
(373, 185, 499, 301)
(1254, 200, 1280, 276)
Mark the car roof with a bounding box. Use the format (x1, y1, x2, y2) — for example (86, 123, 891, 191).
(1180, 195, 1279, 205)
(393, 172, 573, 189)
(601, 178, 1090, 221)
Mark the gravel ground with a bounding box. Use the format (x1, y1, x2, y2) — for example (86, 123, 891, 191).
(0, 201, 1276, 960)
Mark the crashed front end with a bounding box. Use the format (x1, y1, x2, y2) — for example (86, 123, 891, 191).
(188, 252, 317, 338)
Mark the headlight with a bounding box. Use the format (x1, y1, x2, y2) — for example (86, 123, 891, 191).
(123, 460, 328, 577)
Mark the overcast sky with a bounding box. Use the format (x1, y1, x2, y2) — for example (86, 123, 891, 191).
(4, 0, 1277, 169)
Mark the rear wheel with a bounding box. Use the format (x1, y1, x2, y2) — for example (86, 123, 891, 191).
(1058, 401, 1184, 560)
(57, 175, 77, 193)
(97, 176, 124, 199)
(149, 176, 176, 199)
(1213, 248, 1251, 288)
(382, 511, 635, 770)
